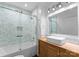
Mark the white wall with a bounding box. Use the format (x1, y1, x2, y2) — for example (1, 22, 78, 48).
(32, 3, 79, 37)
(32, 6, 49, 37)
(77, 2, 79, 37)
(40, 7, 49, 36)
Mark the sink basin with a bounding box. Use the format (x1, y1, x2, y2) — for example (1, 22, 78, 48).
(47, 36, 66, 46)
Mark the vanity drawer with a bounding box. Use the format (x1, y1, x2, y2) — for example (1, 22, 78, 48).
(59, 48, 69, 57)
(47, 44, 59, 57)
(47, 44, 59, 52)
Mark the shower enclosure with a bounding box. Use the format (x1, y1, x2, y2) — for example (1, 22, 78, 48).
(0, 3, 37, 57)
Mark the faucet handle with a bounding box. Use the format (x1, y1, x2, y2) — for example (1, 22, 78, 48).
(16, 35, 23, 37)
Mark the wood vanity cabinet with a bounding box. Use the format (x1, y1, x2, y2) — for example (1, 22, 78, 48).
(59, 48, 79, 57)
(39, 40, 47, 56)
(59, 48, 71, 57)
(39, 40, 59, 57)
(47, 43, 59, 57)
(38, 40, 79, 57)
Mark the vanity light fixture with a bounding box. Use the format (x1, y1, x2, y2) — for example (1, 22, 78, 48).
(48, 2, 72, 13)
(57, 2, 62, 8)
(58, 4, 62, 8)
(48, 10, 50, 13)
(25, 3, 28, 7)
(48, 8, 51, 13)
(66, 2, 71, 4)
(52, 7, 55, 11)
(68, 2, 71, 3)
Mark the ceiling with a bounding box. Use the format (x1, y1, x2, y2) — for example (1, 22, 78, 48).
(3, 2, 58, 12)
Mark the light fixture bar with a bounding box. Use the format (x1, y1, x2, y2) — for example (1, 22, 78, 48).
(48, 3, 77, 17)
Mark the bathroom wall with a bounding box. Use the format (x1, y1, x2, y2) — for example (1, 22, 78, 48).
(32, 7, 41, 39)
(78, 3, 79, 36)
(56, 7, 78, 36)
(32, 3, 78, 37)
(32, 5, 49, 37)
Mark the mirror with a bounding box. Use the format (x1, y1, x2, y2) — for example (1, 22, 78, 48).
(49, 6, 78, 36)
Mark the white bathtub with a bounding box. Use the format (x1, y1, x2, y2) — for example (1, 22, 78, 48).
(0, 41, 37, 57)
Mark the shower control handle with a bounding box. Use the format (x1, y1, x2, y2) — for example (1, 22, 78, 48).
(16, 35, 23, 37)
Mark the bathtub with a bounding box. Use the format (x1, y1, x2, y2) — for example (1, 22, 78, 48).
(0, 41, 37, 57)
(49, 34, 79, 45)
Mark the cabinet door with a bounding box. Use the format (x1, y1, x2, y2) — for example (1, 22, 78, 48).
(59, 48, 79, 57)
(47, 44, 59, 57)
(67, 50, 79, 57)
(39, 40, 47, 57)
(59, 48, 69, 57)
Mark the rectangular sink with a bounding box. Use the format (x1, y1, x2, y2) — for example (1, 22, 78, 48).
(47, 36, 66, 46)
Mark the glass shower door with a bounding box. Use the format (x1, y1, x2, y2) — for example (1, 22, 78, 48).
(0, 4, 37, 56)
(0, 6, 20, 56)
(18, 13, 37, 51)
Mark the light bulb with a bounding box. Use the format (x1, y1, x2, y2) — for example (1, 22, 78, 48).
(58, 4, 62, 8)
(66, 2, 71, 3)
(68, 2, 71, 3)
(52, 8, 55, 11)
(48, 10, 50, 13)
(25, 3, 28, 7)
